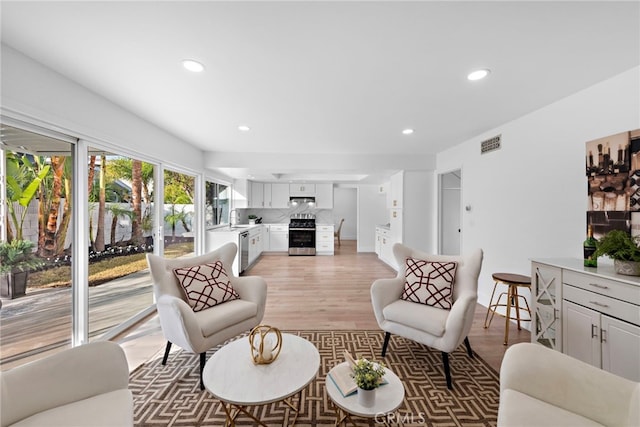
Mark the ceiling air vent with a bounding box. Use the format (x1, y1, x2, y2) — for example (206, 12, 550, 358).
(480, 134, 501, 154)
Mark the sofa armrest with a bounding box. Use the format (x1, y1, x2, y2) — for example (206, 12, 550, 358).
(500, 343, 638, 427)
(231, 275, 268, 322)
(0, 341, 129, 427)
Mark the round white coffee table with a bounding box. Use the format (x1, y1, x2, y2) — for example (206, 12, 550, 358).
(326, 362, 405, 426)
(203, 333, 320, 426)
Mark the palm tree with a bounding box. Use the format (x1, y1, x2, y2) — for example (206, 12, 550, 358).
(41, 156, 66, 257)
(131, 160, 143, 245)
(94, 155, 107, 252)
(106, 205, 134, 245)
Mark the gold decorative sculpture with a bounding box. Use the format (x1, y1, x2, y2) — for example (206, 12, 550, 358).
(249, 325, 282, 364)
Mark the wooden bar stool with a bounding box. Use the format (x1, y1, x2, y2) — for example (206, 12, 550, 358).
(483, 272, 532, 345)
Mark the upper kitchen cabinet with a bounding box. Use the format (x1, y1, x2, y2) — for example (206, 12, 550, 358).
(266, 183, 290, 208)
(249, 181, 265, 208)
(290, 183, 316, 196)
(232, 179, 249, 209)
(315, 183, 334, 209)
(389, 172, 403, 208)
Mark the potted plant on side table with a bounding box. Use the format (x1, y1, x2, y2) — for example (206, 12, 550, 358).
(351, 357, 386, 408)
(593, 229, 640, 276)
(0, 239, 44, 299)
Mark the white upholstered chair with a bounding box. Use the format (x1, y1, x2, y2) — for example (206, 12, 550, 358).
(370, 243, 483, 389)
(499, 342, 640, 426)
(146, 242, 267, 390)
(0, 341, 133, 427)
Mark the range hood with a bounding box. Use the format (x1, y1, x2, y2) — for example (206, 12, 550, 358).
(289, 196, 315, 206)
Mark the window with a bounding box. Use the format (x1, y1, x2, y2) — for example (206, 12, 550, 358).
(205, 180, 230, 227)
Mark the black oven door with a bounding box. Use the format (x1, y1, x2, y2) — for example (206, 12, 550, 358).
(288, 228, 316, 255)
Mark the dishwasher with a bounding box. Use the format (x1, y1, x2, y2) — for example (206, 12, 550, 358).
(239, 231, 250, 274)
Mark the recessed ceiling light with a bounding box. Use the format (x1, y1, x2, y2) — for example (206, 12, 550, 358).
(238, 125, 251, 132)
(182, 59, 205, 73)
(467, 69, 490, 81)
(402, 129, 414, 135)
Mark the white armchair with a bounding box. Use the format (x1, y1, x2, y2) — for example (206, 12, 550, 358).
(0, 341, 132, 427)
(499, 343, 640, 426)
(146, 242, 267, 390)
(370, 243, 483, 389)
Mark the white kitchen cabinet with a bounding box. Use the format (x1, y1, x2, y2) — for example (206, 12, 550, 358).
(206, 229, 241, 275)
(376, 226, 394, 268)
(249, 181, 264, 208)
(248, 226, 263, 266)
(389, 171, 403, 208)
(316, 224, 334, 255)
(563, 300, 640, 381)
(532, 258, 640, 382)
(262, 224, 269, 250)
(290, 183, 316, 196)
(531, 262, 563, 351)
(563, 300, 600, 367)
(315, 183, 334, 209)
(268, 183, 290, 208)
(267, 224, 288, 252)
(601, 315, 640, 380)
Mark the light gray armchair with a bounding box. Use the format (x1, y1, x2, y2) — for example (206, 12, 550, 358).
(0, 341, 132, 427)
(146, 242, 267, 390)
(499, 343, 639, 426)
(370, 243, 483, 389)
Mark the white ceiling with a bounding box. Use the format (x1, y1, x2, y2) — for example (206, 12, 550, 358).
(2, 1, 639, 183)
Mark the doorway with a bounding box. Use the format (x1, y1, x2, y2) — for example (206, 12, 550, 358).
(439, 170, 462, 255)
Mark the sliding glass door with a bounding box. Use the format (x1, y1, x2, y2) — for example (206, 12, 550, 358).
(0, 124, 75, 368)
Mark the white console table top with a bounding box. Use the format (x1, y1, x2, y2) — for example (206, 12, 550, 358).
(531, 257, 640, 287)
(203, 333, 320, 405)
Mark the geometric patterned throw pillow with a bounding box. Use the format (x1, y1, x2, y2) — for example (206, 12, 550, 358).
(173, 261, 240, 312)
(401, 258, 458, 310)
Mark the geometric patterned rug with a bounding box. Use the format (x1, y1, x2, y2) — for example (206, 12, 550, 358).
(130, 330, 500, 426)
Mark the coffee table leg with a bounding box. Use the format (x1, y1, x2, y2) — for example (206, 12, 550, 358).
(282, 389, 304, 426)
(331, 405, 357, 427)
(220, 401, 268, 427)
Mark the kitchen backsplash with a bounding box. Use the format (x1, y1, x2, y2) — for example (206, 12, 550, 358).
(240, 207, 335, 224)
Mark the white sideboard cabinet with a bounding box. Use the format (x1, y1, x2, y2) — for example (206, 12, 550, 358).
(532, 259, 640, 382)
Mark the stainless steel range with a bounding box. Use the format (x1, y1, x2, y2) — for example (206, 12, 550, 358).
(289, 213, 316, 256)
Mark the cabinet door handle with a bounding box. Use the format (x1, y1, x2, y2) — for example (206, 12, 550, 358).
(588, 283, 609, 290)
(591, 324, 598, 338)
(589, 301, 609, 308)
(601, 328, 607, 343)
(554, 308, 559, 320)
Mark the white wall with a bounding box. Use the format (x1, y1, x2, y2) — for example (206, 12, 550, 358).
(403, 170, 436, 253)
(437, 66, 640, 309)
(333, 187, 357, 240)
(357, 184, 388, 252)
(1, 44, 204, 172)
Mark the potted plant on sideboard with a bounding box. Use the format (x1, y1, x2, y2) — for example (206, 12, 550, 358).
(0, 239, 43, 299)
(593, 229, 640, 276)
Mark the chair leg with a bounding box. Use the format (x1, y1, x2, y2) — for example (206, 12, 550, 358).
(162, 341, 172, 365)
(442, 352, 452, 390)
(464, 337, 474, 359)
(381, 332, 391, 357)
(199, 352, 206, 391)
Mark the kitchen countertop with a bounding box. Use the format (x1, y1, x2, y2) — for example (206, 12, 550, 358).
(207, 224, 264, 233)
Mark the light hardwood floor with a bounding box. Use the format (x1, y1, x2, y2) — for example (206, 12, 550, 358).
(121, 239, 530, 373)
